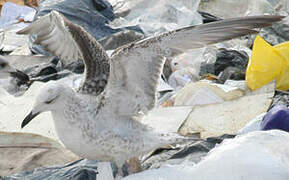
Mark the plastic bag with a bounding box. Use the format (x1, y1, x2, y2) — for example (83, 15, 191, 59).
(246, 35, 289, 90)
(261, 105, 289, 132)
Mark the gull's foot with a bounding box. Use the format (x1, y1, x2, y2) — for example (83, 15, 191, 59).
(122, 157, 142, 176)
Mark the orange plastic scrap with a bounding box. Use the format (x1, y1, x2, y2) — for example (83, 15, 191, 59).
(246, 35, 289, 91)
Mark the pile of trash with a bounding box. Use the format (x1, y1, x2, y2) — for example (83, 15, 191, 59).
(1, 0, 289, 179)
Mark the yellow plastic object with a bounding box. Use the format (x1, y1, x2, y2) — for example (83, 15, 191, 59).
(246, 36, 289, 90)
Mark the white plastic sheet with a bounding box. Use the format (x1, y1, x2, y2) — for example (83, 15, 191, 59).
(0, 2, 36, 28)
(0, 2, 36, 52)
(124, 130, 289, 180)
(199, 0, 275, 19)
(110, 0, 203, 35)
(178, 82, 274, 138)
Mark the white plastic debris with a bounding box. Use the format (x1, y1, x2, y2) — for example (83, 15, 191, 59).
(0, 131, 79, 177)
(168, 67, 199, 89)
(199, 0, 275, 19)
(124, 130, 289, 180)
(173, 81, 244, 106)
(168, 48, 210, 88)
(110, 0, 203, 35)
(157, 78, 174, 92)
(0, 2, 36, 28)
(237, 113, 265, 135)
(178, 82, 274, 138)
(0, 2, 36, 52)
(170, 49, 206, 72)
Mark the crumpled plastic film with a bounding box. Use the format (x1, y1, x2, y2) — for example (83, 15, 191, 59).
(246, 35, 289, 90)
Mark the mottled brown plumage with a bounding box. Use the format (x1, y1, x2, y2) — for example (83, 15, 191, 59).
(19, 11, 284, 177)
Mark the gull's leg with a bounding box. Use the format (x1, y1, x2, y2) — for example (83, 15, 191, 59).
(115, 168, 123, 180)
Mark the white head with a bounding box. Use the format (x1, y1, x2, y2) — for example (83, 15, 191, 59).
(21, 81, 71, 128)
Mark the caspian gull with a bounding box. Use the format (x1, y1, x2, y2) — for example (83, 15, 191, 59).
(18, 11, 283, 176)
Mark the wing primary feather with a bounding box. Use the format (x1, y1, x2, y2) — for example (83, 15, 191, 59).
(106, 15, 284, 116)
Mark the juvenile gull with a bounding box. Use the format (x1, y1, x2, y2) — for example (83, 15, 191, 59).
(19, 11, 283, 175)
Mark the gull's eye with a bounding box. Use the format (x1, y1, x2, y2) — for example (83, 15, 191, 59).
(0, 63, 7, 68)
(44, 98, 55, 104)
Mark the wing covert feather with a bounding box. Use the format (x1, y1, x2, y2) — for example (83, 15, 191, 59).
(17, 11, 110, 96)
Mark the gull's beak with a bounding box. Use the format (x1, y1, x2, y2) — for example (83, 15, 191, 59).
(21, 111, 40, 128)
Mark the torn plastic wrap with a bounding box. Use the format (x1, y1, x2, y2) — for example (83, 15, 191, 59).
(109, 0, 203, 35)
(142, 135, 235, 170)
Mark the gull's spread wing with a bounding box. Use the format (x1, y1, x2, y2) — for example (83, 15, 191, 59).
(106, 15, 284, 116)
(17, 11, 110, 96)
